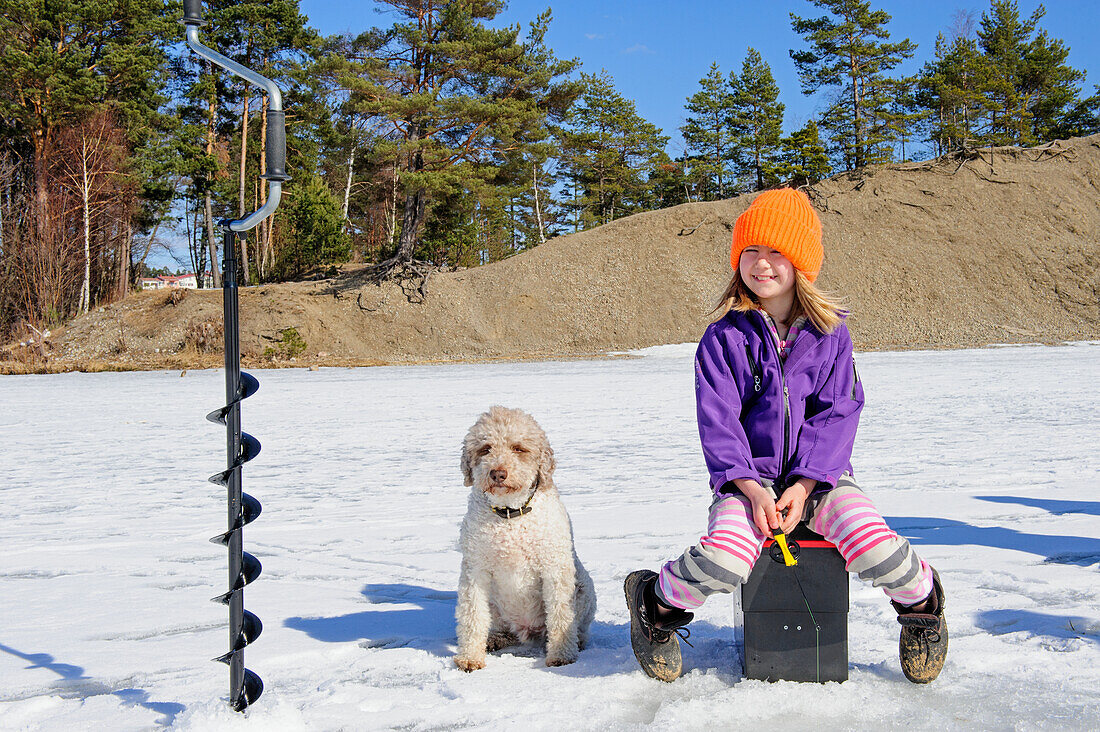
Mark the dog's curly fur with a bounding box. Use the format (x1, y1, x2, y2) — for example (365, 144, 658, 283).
(454, 406, 596, 671)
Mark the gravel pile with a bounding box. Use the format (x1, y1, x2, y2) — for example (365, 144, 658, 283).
(41, 134, 1100, 372)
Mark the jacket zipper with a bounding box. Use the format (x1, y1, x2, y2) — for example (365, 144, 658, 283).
(759, 312, 792, 485)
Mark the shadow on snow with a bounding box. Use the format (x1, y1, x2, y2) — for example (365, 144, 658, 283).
(283, 582, 745, 678)
(888, 509, 1100, 566)
(974, 495, 1100, 517)
(973, 609, 1100, 645)
(0, 642, 184, 726)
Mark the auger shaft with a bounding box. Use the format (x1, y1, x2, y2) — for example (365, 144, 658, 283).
(222, 228, 248, 709)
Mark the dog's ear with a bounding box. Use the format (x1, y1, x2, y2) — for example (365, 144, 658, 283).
(460, 441, 474, 487)
(538, 444, 556, 486)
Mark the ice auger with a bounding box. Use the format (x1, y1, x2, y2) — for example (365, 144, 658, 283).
(182, 0, 288, 711)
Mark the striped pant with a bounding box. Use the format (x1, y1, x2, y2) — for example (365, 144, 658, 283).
(656, 475, 933, 611)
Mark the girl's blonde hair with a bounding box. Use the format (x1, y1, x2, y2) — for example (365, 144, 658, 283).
(711, 269, 847, 334)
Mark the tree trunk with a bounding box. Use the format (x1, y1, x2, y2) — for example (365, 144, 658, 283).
(237, 89, 251, 286)
(204, 191, 220, 287)
(342, 134, 356, 233)
(755, 138, 763, 191)
(258, 88, 271, 280)
(118, 223, 132, 299)
(80, 135, 91, 314)
(573, 178, 580, 233)
(849, 49, 862, 170)
(136, 223, 156, 280)
(239, 92, 249, 219)
(187, 199, 199, 281)
(395, 188, 429, 264)
(532, 163, 546, 244)
(204, 61, 222, 288)
(387, 160, 399, 250)
(715, 128, 723, 199)
(239, 235, 250, 286)
(33, 129, 49, 238)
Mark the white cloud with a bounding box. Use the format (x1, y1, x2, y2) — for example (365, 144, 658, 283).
(585, 33, 605, 40)
(622, 43, 653, 55)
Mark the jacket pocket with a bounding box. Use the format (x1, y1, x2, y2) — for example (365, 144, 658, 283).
(745, 343, 762, 393)
(851, 359, 861, 399)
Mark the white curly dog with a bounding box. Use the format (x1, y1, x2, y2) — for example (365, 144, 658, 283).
(454, 406, 596, 671)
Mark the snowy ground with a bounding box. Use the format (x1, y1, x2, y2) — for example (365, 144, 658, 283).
(2, 342, 1099, 731)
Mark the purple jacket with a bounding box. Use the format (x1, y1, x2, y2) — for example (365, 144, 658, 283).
(694, 309, 864, 495)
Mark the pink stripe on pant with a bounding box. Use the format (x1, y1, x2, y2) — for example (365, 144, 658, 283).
(656, 475, 933, 611)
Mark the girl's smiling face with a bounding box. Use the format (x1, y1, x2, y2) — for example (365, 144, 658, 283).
(739, 246, 796, 302)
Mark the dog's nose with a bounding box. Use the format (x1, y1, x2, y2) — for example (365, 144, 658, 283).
(490, 469, 507, 483)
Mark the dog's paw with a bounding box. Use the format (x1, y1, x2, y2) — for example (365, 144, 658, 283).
(454, 655, 486, 672)
(545, 653, 576, 667)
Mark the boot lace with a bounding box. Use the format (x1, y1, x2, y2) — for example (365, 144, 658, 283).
(899, 615, 941, 645)
(908, 626, 940, 644)
(647, 620, 693, 647)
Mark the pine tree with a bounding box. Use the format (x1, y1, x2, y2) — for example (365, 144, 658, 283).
(0, 0, 174, 331)
(480, 11, 580, 252)
(774, 120, 831, 187)
(789, 0, 916, 170)
(559, 71, 668, 228)
(340, 0, 576, 279)
(1018, 27, 1086, 143)
(648, 152, 691, 209)
(879, 75, 927, 161)
(220, 0, 322, 284)
(945, 1, 1089, 147)
(175, 0, 240, 289)
(918, 32, 995, 154)
(1048, 85, 1100, 140)
(0, 0, 172, 229)
(976, 0, 1042, 145)
(729, 48, 785, 191)
(278, 172, 349, 278)
(681, 63, 736, 200)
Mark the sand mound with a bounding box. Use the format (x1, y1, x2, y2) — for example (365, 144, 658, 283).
(49, 134, 1100, 370)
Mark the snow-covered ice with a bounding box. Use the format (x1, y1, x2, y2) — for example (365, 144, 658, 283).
(1, 342, 1099, 730)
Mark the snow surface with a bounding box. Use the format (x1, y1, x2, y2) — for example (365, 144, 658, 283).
(2, 342, 1099, 731)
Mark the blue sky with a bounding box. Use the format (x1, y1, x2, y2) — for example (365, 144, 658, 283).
(301, 0, 1099, 159)
(156, 1, 1097, 271)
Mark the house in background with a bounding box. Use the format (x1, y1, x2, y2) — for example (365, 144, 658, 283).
(139, 272, 214, 290)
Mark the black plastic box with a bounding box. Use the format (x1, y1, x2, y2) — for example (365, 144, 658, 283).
(740, 525, 849, 682)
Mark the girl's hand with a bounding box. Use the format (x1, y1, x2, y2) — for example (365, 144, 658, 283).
(733, 479, 780, 537)
(775, 479, 814, 534)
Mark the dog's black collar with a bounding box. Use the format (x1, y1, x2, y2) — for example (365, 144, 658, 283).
(491, 475, 540, 520)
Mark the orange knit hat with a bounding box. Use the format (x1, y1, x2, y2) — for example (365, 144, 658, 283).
(731, 188, 823, 282)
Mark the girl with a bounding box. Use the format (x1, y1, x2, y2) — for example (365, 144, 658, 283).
(624, 188, 946, 684)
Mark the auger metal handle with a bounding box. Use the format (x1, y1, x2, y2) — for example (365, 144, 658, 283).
(182, 0, 287, 233)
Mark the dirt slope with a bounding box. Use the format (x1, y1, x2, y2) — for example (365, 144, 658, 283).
(47, 135, 1100, 370)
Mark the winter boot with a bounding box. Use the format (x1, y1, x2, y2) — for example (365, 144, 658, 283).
(624, 570, 693, 682)
(893, 568, 948, 684)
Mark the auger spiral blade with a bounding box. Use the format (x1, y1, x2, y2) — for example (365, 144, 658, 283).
(206, 434, 261, 487)
(231, 670, 264, 712)
(208, 494, 262, 545)
(214, 610, 264, 657)
(239, 610, 263, 647)
(211, 552, 262, 605)
(206, 372, 260, 425)
(241, 492, 262, 524)
(239, 432, 261, 464)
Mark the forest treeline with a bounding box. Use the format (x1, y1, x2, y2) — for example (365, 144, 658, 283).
(1, 0, 1097, 339)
